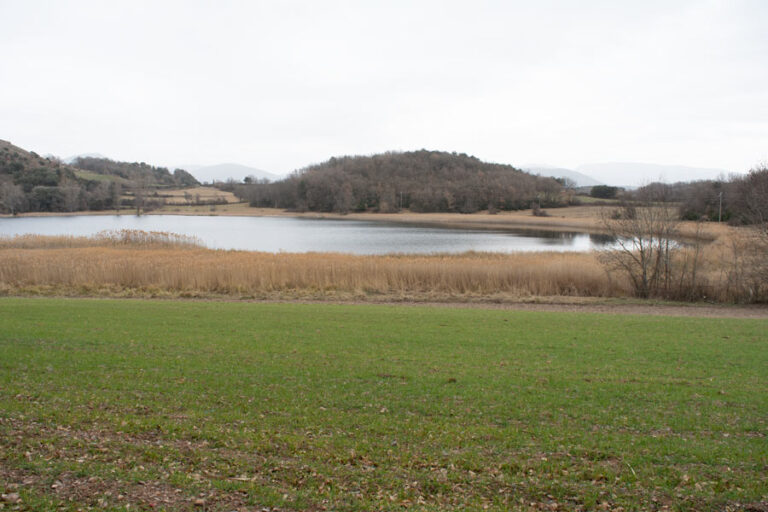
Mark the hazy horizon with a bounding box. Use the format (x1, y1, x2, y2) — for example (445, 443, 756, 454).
(2, 1, 766, 180)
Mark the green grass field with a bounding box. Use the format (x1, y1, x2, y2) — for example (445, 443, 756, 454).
(0, 298, 766, 511)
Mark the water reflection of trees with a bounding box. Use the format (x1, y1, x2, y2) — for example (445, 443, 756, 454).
(505, 230, 571, 246)
(507, 229, 618, 248)
(589, 233, 617, 245)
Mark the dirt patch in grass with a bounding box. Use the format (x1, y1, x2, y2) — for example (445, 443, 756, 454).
(0, 418, 279, 511)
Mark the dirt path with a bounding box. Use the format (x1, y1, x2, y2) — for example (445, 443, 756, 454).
(208, 296, 768, 319)
(414, 301, 768, 319)
(8, 294, 766, 319)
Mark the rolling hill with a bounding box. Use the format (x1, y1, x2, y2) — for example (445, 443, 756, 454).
(236, 150, 566, 213)
(0, 140, 198, 214)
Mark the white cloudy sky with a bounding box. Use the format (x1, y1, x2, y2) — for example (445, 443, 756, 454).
(1, 0, 766, 179)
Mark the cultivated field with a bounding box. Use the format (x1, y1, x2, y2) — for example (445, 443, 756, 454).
(0, 298, 766, 511)
(155, 187, 240, 206)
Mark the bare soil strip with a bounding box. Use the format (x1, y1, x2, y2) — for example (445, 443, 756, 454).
(28, 294, 767, 319)
(259, 297, 768, 319)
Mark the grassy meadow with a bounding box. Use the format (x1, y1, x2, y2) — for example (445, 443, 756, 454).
(1, 298, 766, 511)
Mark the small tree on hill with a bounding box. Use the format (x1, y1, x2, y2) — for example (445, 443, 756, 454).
(591, 185, 619, 199)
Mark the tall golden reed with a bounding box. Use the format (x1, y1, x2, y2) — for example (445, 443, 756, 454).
(0, 230, 625, 299)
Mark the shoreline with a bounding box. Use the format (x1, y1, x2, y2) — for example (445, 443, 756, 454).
(0, 205, 729, 239)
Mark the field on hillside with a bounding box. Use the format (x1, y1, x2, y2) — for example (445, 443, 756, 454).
(1, 299, 766, 511)
(156, 187, 240, 206)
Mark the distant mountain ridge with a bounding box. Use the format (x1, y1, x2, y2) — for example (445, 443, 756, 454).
(522, 165, 603, 187)
(576, 162, 731, 187)
(181, 163, 280, 184)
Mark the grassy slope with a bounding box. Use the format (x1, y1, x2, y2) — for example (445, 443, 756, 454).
(0, 298, 766, 511)
(72, 169, 128, 184)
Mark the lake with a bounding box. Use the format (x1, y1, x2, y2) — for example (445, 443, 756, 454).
(0, 215, 616, 254)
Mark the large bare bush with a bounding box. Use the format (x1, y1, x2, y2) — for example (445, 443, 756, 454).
(599, 199, 706, 300)
(725, 166, 768, 301)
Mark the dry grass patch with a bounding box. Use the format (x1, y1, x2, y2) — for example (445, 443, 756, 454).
(0, 231, 624, 299)
(0, 228, 761, 303)
(156, 186, 239, 205)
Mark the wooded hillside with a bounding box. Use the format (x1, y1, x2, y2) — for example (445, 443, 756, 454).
(72, 156, 199, 188)
(0, 140, 198, 214)
(233, 150, 567, 213)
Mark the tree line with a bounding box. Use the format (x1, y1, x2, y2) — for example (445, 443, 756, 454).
(228, 150, 568, 213)
(601, 166, 768, 302)
(72, 157, 199, 188)
(628, 166, 768, 226)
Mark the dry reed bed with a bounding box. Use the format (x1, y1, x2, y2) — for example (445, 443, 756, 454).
(0, 231, 625, 298)
(0, 230, 202, 249)
(0, 230, 754, 302)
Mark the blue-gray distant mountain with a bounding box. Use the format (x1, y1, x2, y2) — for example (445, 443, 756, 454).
(183, 163, 281, 184)
(576, 162, 731, 187)
(523, 165, 603, 187)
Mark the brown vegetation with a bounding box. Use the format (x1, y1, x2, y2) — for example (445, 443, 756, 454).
(598, 178, 768, 302)
(157, 186, 239, 205)
(0, 230, 201, 250)
(0, 231, 623, 300)
(233, 150, 567, 213)
(0, 229, 764, 303)
(631, 165, 768, 225)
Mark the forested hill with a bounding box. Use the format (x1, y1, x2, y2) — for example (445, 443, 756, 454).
(235, 150, 566, 213)
(72, 156, 199, 188)
(0, 140, 198, 214)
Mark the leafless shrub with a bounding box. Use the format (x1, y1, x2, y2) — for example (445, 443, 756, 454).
(599, 195, 707, 300)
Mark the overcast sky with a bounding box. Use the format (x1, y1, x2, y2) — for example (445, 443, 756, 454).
(1, 0, 766, 180)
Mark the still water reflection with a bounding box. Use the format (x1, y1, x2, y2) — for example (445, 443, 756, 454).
(0, 215, 617, 254)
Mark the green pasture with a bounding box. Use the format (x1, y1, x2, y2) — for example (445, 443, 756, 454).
(0, 298, 765, 511)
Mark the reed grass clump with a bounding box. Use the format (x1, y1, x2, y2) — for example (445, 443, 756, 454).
(0, 229, 202, 250)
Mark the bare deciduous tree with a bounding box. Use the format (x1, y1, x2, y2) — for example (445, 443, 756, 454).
(599, 200, 681, 298)
(726, 166, 768, 301)
(0, 180, 26, 215)
(61, 184, 83, 212)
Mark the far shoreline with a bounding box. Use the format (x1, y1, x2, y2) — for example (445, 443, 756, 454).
(0, 204, 610, 233)
(0, 204, 731, 240)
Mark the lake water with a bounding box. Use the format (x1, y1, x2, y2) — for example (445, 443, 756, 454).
(0, 215, 616, 254)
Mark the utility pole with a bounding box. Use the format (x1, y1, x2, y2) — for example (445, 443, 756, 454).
(718, 191, 723, 223)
